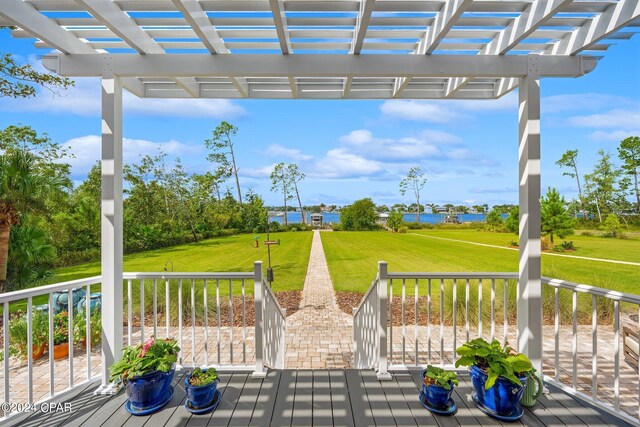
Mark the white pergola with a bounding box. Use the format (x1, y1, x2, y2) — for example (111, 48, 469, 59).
(1, 0, 639, 393)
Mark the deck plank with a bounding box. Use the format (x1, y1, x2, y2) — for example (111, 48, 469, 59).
(249, 370, 281, 427)
(227, 373, 262, 426)
(380, 373, 418, 427)
(291, 369, 313, 426)
(312, 370, 332, 426)
(269, 369, 296, 426)
(328, 369, 355, 427)
(207, 372, 248, 427)
(344, 369, 376, 427)
(360, 368, 396, 426)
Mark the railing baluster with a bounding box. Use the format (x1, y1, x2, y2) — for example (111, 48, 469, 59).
(204, 279, 209, 366)
(242, 278, 247, 365)
(614, 300, 620, 411)
(591, 294, 597, 400)
(389, 278, 393, 366)
(140, 279, 145, 344)
(229, 279, 233, 365)
(554, 287, 559, 382)
(503, 279, 508, 344)
(27, 297, 33, 405)
(478, 279, 482, 338)
(68, 289, 74, 389)
(3, 301, 9, 406)
(401, 278, 406, 365)
(127, 279, 132, 346)
(490, 279, 495, 341)
(217, 279, 221, 365)
(48, 294, 54, 397)
(191, 279, 196, 366)
(572, 290, 577, 390)
(440, 279, 444, 366)
(165, 279, 170, 338)
(465, 279, 469, 342)
(414, 278, 418, 365)
(427, 279, 431, 363)
(178, 279, 183, 365)
(153, 279, 157, 338)
(86, 284, 91, 381)
(453, 279, 457, 361)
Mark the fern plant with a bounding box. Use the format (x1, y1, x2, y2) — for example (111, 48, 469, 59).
(455, 338, 535, 390)
(422, 365, 458, 390)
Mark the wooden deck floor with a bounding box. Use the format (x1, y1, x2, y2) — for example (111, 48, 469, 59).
(4, 369, 632, 427)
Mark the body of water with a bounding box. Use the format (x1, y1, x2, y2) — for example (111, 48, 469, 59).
(269, 212, 493, 224)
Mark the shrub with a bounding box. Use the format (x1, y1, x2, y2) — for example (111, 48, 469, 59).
(540, 236, 551, 251)
(398, 226, 408, 234)
(602, 214, 621, 238)
(560, 241, 575, 251)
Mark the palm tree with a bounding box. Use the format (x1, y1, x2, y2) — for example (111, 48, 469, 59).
(0, 150, 68, 292)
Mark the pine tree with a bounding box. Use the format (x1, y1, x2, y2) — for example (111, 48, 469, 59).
(541, 188, 574, 244)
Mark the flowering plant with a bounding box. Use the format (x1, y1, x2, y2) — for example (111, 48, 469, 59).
(53, 311, 69, 345)
(109, 337, 179, 383)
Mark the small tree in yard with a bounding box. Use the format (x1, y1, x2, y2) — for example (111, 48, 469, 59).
(400, 167, 427, 224)
(485, 208, 503, 230)
(505, 206, 519, 234)
(270, 163, 293, 226)
(340, 198, 378, 231)
(618, 136, 640, 212)
(603, 213, 622, 238)
(541, 188, 574, 244)
(387, 210, 404, 232)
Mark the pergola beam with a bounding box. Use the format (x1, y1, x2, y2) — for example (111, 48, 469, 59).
(549, 0, 640, 55)
(351, 0, 376, 54)
(269, 0, 291, 54)
(43, 53, 597, 79)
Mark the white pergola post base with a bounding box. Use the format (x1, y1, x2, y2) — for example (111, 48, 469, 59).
(517, 55, 543, 372)
(377, 262, 392, 381)
(95, 55, 124, 394)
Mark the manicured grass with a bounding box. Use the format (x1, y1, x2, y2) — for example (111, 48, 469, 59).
(5, 231, 312, 313)
(409, 228, 640, 264)
(321, 231, 640, 296)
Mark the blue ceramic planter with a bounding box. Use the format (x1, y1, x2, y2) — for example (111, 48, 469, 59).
(125, 366, 175, 410)
(420, 369, 455, 410)
(469, 365, 527, 416)
(185, 370, 219, 409)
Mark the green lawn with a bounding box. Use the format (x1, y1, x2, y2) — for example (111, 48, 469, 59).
(6, 231, 312, 313)
(409, 228, 640, 264)
(321, 231, 640, 295)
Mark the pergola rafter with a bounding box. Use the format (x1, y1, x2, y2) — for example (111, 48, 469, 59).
(2, 0, 637, 100)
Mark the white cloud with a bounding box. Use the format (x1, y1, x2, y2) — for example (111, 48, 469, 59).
(339, 129, 374, 144)
(239, 164, 276, 178)
(568, 107, 640, 128)
(589, 129, 640, 141)
(0, 76, 246, 119)
(62, 135, 203, 177)
(311, 148, 382, 179)
(543, 93, 631, 114)
(264, 144, 313, 161)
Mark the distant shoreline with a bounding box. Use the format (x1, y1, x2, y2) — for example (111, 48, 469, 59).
(268, 212, 506, 225)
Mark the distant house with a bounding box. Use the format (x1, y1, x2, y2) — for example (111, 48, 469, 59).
(377, 213, 389, 225)
(310, 213, 323, 227)
(435, 206, 448, 214)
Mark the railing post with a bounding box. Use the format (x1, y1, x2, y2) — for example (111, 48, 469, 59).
(517, 54, 543, 372)
(377, 261, 392, 380)
(95, 55, 123, 395)
(252, 261, 267, 379)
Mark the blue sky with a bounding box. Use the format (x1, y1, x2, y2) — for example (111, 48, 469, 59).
(1, 30, 639, 207)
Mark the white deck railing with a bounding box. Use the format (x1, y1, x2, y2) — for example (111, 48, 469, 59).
(260, 277, 286, 370)
(0, 276, 103, 412)
(353, 262, 640, 425)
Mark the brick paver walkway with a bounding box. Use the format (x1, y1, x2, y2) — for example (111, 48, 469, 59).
(284, 230, 353, 368)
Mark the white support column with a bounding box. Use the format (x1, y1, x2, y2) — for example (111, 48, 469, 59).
(252, 261, 267, 379)
(517, 55, 543, 372)
(94, 55, 124, 395)
(377, 261, 392, 380)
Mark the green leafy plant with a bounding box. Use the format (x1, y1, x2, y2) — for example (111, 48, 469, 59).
(73, 310, 101, 347)
(188, 367, 219, 386)
(109, 337, 180, 383)
(455, 338, 535, 390)
(6, 310, 49, 359)
(53, 311, 69, 345)
(422, 365, 458, 390)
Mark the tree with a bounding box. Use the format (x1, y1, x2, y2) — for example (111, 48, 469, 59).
(584, 150, 622, 223)
(472, 205, 487, 214)
(400, 167, 427, 223)
(241, 190, 268, 233)
(270, 163, 293, 226)
(205, 122, 243, 205)
(505, 206, 519, 234)
(603, 213, 622, 237)
(387, 210, 404, 232)
(541, 188, 574, 244)
(0, 52, 73, 98)
(618, 136, 640, 212)
(287, 164, 306, 224)
(485, 208, 503, 230)
(0, 150, 68, 292)
(340, 198, 378, 231)
(556, 149, 586, 219)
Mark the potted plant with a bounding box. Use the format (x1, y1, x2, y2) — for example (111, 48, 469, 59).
(110, 337, 179, 414)
(455, 338, 535, 420)
(184, 367, 220, 412)
(7, 311, 49, 361)
(420, 365, 458, 413)
(53, 311, 70, 359)
(73, 310, 101, 348)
